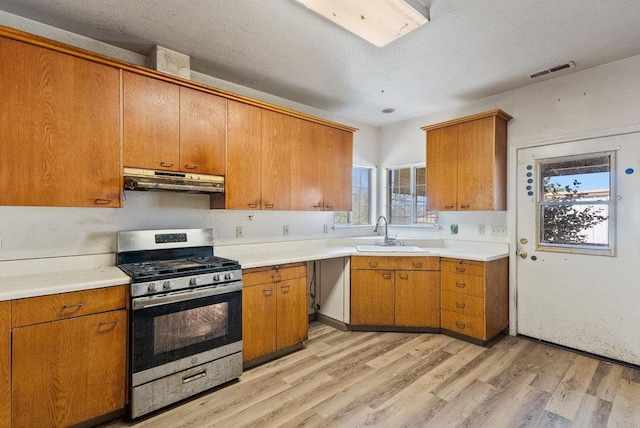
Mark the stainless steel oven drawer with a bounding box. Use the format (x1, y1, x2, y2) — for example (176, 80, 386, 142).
(130, 351, 242, 419)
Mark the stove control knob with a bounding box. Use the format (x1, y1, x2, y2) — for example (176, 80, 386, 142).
(225, 272, 234, 280)
(190, 277, 200, 286)
(163, 280, 174, 290)
(213, 274, 221, 282)
(148, 282, 158, 292)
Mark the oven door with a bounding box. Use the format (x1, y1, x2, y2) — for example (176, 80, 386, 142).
(130, 283, 242, 380)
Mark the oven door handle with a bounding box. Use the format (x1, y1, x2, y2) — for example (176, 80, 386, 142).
(132, 282, 243, 310)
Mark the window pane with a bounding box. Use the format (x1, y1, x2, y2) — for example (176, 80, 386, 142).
(540, 203, 609, 246)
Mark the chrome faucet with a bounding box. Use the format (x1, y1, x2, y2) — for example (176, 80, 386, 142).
(373, 215, 396, 246)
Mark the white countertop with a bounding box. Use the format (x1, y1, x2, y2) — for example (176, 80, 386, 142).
(0, 238, 508, 301)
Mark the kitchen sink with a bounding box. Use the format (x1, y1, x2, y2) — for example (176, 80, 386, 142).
(355, 245, 428, 253)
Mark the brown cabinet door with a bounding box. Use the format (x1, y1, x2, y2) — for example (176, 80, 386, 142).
(242, 283, 277, 362)
(322, 127, 353, 211)
(0, 37, 121, 207)
(226, 100, 262, 209)
(179, 87, 226, 175)
(261, 110, 291, 210)
(291, 118, 323, 210)
(457, 117, 497, 210)
(12, 310, 127, 427)
(426, 124, 458, 211)
(276, 277, 308, 349)
(123, 71, 180, 171)
(394, 270, 440, 327)
(350, 270, 395, 326)
(0, 302, 9, 428)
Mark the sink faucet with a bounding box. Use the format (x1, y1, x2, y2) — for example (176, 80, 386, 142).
(373, 215, 396, 246)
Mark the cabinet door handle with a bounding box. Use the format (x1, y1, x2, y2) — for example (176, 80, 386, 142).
(456, 267, 466, 273)
(62, 302, 84, 309)
(413, 262, 422, 268)
(160, 162, 174, 167)
(368, 262, 378, 268)
(94, 198, 113, 205)
(265, 203, 274, 208)
(280, 285, 290, 292)
(445, 205, 454, 209)
(455, 322, 466, 329)
(184, 164, 197, 170)
(456, 302, 466, 308)
(263, 288, 273, 296)
(460, 204, 470, 209)
(456, 282, 466, 288)
(100, 319, 119, 325)
(399, 274, 409, 280)
(325, 205, 333, 210)
(382, 273, 392, 279)
(247, 203, 258, 208)
(313, 204, 322, 208)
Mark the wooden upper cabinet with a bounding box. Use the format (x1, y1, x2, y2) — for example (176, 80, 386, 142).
(0, 37, 121, 207)
(423, 109, 511, 211)
(0, 301, 9, 428)
(291, 118, 323, 210)
(226, 100, 262, 209)
(179, 87, 226, 175)
(322, 127, 353, 211)
(261, 110, 291, 210)
(123, 71, 180, 171)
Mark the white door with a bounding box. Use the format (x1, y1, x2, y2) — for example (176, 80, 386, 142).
(516, 132, 640, 365)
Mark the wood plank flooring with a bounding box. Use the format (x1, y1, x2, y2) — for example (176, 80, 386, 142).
(105, 322, 640, 428)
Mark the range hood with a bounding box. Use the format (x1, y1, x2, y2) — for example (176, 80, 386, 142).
(123, 167, 224, 194)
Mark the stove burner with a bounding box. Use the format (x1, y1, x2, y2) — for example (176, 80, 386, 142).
(119, 256, 240, 281)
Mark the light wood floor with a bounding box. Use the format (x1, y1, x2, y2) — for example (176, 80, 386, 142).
(106, 322, 640, 428)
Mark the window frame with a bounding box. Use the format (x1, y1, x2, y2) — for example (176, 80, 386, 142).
(385, 163, 438, 228)
(535, 151, 616, 256)
(333, 165, 374, 227)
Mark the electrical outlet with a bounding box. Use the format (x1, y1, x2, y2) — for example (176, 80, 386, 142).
(478, 225, 485, 235)
(491, 225, 507, 236)
(236, 226, 243, 238)
(323, 224, 329, 234)
(283, 225, 289, 236)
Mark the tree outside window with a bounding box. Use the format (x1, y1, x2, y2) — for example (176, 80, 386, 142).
(334, 167, 372, 226)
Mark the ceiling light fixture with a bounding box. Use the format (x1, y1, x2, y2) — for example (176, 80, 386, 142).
(295, 0, 430, 47)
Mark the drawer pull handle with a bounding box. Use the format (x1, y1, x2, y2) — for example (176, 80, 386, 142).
(100, 320, 119, 325)
(369, 262, 378, 267)
(272, 275, 281, 281)
(399, 274, 409, 280)
(160, 162, 174, 167)
(456, 267, 466, 273)
(460, 204, 470, 209)
(94, 198, 112, 205)
(184, 164, 197, 170)
(247, 203, 258, 208)
(455, 322, 466, 329)
(313, 204, 322, 208)
(265, 203, 274, 208)
(456, 283, 466, 288)
(182, 370, 207, 384)
(280, 285, 290, 292)
(445, 205, 454, 209)
(62, 302, 84, 309)
(325, 205, 333, 209)
(263, 288, 273, 296)
(456, 302, 466, 308)
(382, 273, 392, 279)
(413, 262, 422, 268)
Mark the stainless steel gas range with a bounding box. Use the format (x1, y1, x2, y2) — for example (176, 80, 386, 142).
(117, 229, 242, 419)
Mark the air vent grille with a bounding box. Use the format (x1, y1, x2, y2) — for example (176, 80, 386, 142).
(529, 61, 575, 79)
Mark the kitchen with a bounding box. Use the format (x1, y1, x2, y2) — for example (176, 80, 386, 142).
(1, 1, 640, 427)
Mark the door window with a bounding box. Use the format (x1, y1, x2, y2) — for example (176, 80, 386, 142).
(537, 152, 615, 255)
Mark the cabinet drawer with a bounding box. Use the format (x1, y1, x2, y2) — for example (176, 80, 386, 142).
(351, 256, 438, 271)
(12, 285, 127, 328)
(441, 259, 484, 277)
(441, 272, 485, 298)
(441, 291, 484, 319)
(243, 263, 306, 287)
(441, 310, 485, 340)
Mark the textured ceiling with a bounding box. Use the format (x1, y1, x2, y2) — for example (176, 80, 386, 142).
(1, 0, 640, 127)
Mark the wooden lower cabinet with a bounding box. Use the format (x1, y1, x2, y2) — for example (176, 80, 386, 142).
(10, 286, 127, 428)
(350, 256, 440, 328)
(440, 257, 509, 342)
(242, 263, 308, 364)
(0, 301, 10, 428)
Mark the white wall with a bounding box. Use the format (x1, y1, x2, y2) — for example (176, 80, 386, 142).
(0, 12, 379, 261)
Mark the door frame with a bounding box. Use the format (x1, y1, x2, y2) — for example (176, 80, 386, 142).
(507, 123, 640, 336)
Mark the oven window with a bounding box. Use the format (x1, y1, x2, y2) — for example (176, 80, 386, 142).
(153, 302, 229, 354)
